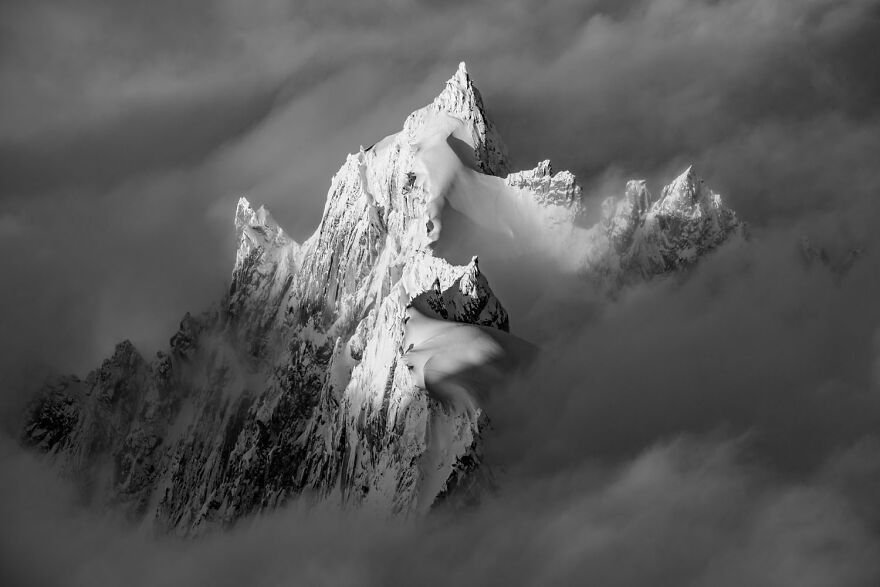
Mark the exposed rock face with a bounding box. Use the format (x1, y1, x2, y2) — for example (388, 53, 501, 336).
(21, 64, 744, 535)
(585, 166, 745, 289)
(506, 160, 583, 219)
(411, 62, 510, 176)
(409, 257, 509, 331)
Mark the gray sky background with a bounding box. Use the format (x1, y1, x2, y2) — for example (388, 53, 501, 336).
(2, 0, 880, 585)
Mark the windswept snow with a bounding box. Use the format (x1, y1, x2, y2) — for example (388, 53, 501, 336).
(409, 111, 584, 269)
(403, 306, 535, 410)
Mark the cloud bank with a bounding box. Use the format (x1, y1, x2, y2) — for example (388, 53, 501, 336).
(2, 0, 880, 584)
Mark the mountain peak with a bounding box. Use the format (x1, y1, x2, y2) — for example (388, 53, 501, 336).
(506, 159, 583, 216)
(655, 165, 704, 214)
(233, 196, 291, 274)
(21, 64, 748, 533)
(409, 255, 509, 332)
(236, 195, 282, 228)
(235, 197, 284, 237)
(438, 61, 475, 106)
(422, 63, 509, 176)
(670, 164, 698, 193)
(459, 256, 481, 292)
(234, 196, 255, 231)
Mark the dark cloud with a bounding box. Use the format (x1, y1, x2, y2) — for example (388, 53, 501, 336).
(487, 234, 880, 475)
(2, 435, 879, 586)
(0, 88, 279, 195)
(2, 0, 880, 584)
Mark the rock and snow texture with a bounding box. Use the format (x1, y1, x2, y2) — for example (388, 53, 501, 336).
(409, 256, 509, 331)
(506, 160, 583, 219)
(21, 63, 744, 534)
(583, 165, 745, 289)
(410, 62, 509, 177)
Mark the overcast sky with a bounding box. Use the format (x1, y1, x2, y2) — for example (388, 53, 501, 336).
(2, 0, 880, 585)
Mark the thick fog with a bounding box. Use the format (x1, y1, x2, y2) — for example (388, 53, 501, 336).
(2, 0, 880, 585)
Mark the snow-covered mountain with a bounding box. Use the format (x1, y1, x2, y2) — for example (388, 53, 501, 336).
(21, 63, 743, 534)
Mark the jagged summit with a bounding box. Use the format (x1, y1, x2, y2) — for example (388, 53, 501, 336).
(409, 254, 509, 332)
(433, 61, 481, 120)
(233, 197, 294, 271)
(235, 197, 288, 246)
(587, 165, 744, 285)
(450, 61, 470, 89)
(655, 165, 719, 216)
(406, 62, 510, 176)
(506, 160, 583, 218)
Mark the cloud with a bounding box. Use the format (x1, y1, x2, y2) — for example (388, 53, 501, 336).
(2, 435, 879, 586)
(484, 226, 880, 475)
(2, 0, 880, 583)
